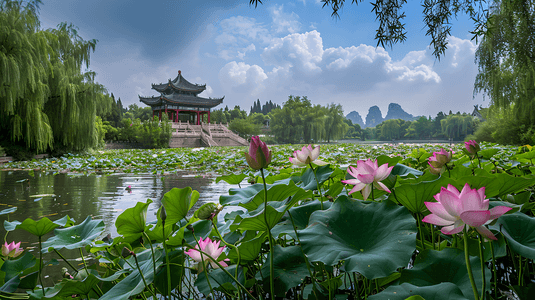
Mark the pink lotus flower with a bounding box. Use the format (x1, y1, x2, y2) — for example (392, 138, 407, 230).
(244, 136, 271, 170)
(2, 241, 23, 258)
(289, 145, 327, 166)
(465, 140, 480, 157)
(422, 183, 512, 240)
(185, 237, 229, 272)
(341, 159, 393, 200)
(428, 149, 453, 175)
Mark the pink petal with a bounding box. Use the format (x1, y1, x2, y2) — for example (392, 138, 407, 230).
(476, 226, 497, 240)
(348, 182, 367, 195)
(347, 166, 358, 178)
(310, 145, 320, 161)
(356, 160, 374, 174)
(461, 189, 486, 212)
(341, 179, 359, 185)
(489, 206, 512, 219)
(476, 187, 486, 200)
(296, 149, 309, 163)
(425, 202, 457, 222)
(437, 189, 462, 217)
(375, 181, 391, 193)
(460, 210, 491, 227)
(357, 174, 374, 184)
(422, 214, 455, 226)
(361, 184, 372, 200)
(441, 222, 464, 235)
(445, 184, 460, 196)
(374, 164, 392, 181)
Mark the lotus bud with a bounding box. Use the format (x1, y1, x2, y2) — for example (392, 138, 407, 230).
(244, 136, 271, 170)
(195, 203, 222, 220)
(160, 206, 167, 224)
(121, 247, 132, 258)
(465, 140, 480, 157)
(186, 224, 194, 232)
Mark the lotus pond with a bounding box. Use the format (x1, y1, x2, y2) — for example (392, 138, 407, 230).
(1, 142, 535, 300)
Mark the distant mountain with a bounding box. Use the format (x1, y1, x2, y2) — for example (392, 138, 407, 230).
(345, 111, 365, 128)
(384, 103, 415, 121)
(365, 106, 383, 128)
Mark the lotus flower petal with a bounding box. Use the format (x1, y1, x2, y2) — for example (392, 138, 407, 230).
(475, 225, 497, 240)
(422, 214, 454, 226)
(489, 206, 512, 219)
(460, 210, 491, 227)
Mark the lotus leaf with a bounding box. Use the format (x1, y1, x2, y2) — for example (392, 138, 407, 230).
(4, 215, 71, 237)
(299, 196, 416, 279)
(0, 275, 20, 293)
(43, 216, 104, 251)
(161, 187, 199, 225)
(399, 248, 491, 299)
(293, 164, 333, 191)
(390, 176, 455, 213)
(0, 207, 17, 215)
(195, 265, 245, 295)
(100, 249, 163, 300)
(0, 252, 36, 282)
(271, 200, 332, 240)
(369, 282, 467, 300)
(115, 199, 152, 242)
(220, 179, 302, 211)
(258, 245, 310, 296)
(215, 173, 246, 184)
(496, 212, 535, 260)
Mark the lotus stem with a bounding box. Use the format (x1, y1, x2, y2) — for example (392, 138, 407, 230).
(133, 253, 157, 299)
(260, 168, 275, 300)
(463, 228, 479, 300)
(142, 232, 158, 291)
(38, 236, 45, 296)
(211, 219, 241, 300)
(185, 244, 259, 300)
(288, 211, 319, 299)
(489, 241, 497, 299)
(518, 254, 522, 286)
(191, 233, 214, 297)
(416, 214, 425, 250)
(353, 273, 361, 300)
(162, 221, 171, 300)
(309, 163, 325, 209)
(477, 234, 486, 300)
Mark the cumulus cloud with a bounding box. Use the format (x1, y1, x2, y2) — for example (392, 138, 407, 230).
(219, 61, 268, 96)
(270, 5, 301, 34)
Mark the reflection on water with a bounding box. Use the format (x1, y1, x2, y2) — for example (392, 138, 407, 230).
(0, 170, 240, 245)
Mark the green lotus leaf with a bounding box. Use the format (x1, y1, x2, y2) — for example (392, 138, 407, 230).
(496, 212, 535, 260)
(293, 164, 333, 191)
(230, 189, 311, 232)
(4, 215, 71, 237)
(457, 172, 535, 198)
(271, 200, 332, 240)
(215, 173, 246, 184)
(390, 176, 455, 213)
(376, 154, 403, 167)
(0, 275, 20, 293)
(162, 187, 199, 225)
(0, 252, 36, 282)
(154, 250, 184, 296)
(220, 180, 303, 211)
(0, 207, 17, 215)
(399, 248, 491, 299)
(391, 163, 423, 177)
(299, 196, 417, 279)
(227, 231, 266, 262)
(42, 216, 104, 252)
(479, 148, 500, 160)
(195, 265, 244, 295)
(100, 249, 163, 300)
(51, 274, 100, 297)
(115, 199, 152, 242)
(259, 245, 310, 297)
(513, 150, 535, 163)
(369, 282, 467, 300)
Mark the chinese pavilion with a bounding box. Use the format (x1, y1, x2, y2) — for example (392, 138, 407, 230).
(139, 70, 224, 124)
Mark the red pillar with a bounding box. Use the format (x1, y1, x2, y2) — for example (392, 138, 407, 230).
(159, 110, 162, 121)
(208, 111, 211, 123)
(196, 111, 200, 125)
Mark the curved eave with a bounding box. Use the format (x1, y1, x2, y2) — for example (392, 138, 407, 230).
(161, 94, 224, 108)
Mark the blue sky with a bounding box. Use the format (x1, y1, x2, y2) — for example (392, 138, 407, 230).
(38, 0, 486, 122)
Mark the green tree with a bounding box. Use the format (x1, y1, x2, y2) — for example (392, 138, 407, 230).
(324, 103, 349, 142)
(440, 114, 476, 140)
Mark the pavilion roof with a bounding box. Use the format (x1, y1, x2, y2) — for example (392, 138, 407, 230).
(152, 71, 206, 94)
(139, 93, 224, 109)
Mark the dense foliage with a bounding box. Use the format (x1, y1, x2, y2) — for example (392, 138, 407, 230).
(0, 0, 114, 154)
(473, 0, 535, 145)
(2, 141, 535, 299)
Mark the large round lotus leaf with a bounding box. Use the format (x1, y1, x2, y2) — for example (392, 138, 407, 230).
(259, 245, 310, 297)
(43, 216, 104, 251)
(399, 248, 491, 300)
(496, 212, 535, 260)
(369, 282, 467, 300)
(299, 196, 417, 279)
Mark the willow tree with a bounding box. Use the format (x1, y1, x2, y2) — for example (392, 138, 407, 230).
(0, 0, 112, 152)
(323, 103, 348, 143)
(0, 0, 53, 152)
(474, 0, 535, 143)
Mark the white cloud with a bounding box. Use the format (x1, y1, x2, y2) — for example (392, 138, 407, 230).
(237, 44, 256, 60)
(270, 5, 302, 34)
(219, 61, 268, 96)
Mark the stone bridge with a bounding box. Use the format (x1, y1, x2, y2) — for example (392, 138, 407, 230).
(169, 122, 249, 148)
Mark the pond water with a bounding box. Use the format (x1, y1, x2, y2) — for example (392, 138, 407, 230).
(0, 170, 240, 249)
